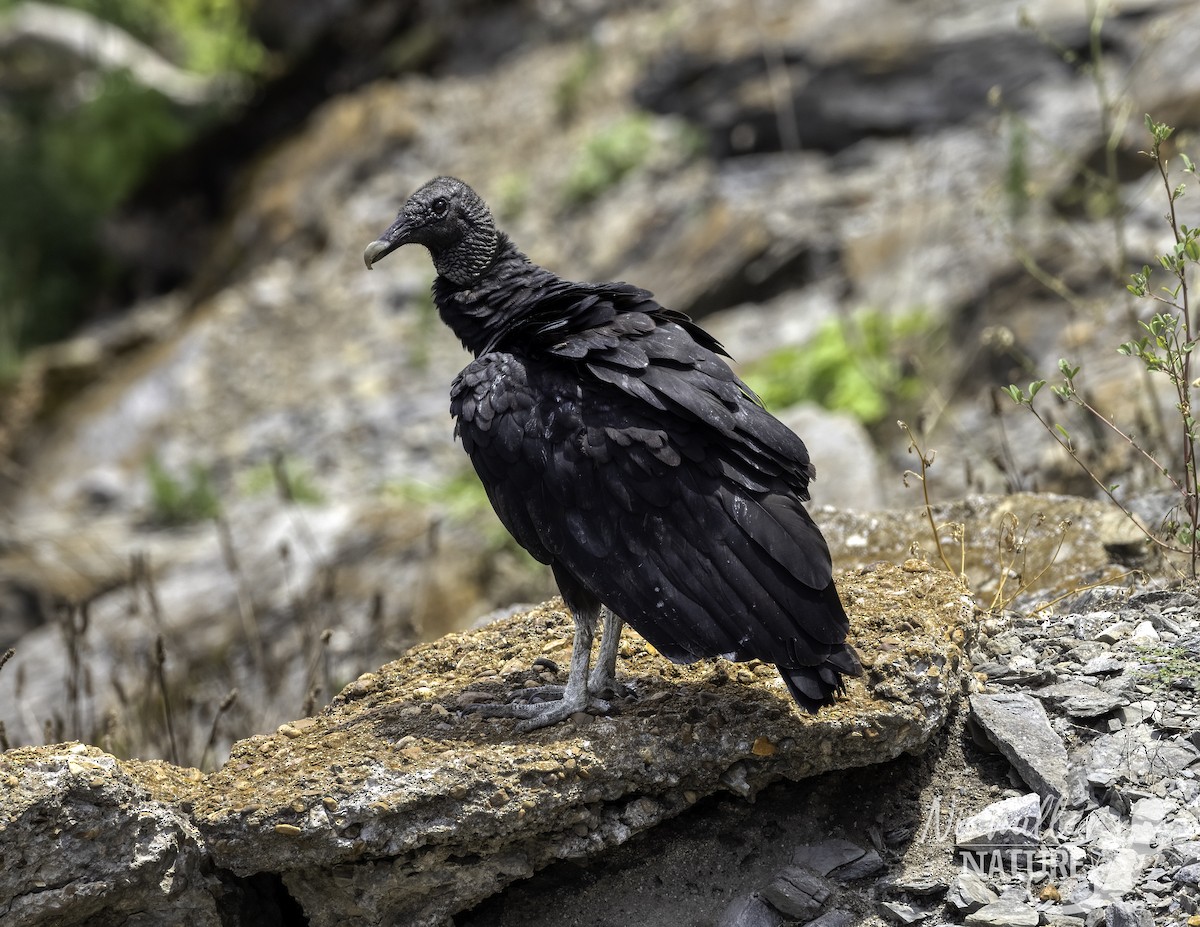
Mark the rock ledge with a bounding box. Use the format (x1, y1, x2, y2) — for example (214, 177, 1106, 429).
(0, 562, 971, 927)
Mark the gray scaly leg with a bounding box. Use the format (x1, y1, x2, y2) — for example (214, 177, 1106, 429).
(587, 607, 625, 697)
(471, 603, 610, 731)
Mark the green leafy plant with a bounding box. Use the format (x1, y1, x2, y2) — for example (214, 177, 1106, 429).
(561, 114, 656, 206)
(240, 454, 324, 504)
(743, 309, 933, 424)
(1133, 643, 1200, 693)
(1006, 117, 1199, 577)
(554, 42, 602, 123)
(146, 455, 221, 525)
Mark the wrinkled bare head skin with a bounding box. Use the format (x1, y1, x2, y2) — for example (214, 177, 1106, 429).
(363, 176, 498, 286)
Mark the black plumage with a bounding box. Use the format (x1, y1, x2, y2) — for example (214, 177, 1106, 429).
(365, 176, 861, 729)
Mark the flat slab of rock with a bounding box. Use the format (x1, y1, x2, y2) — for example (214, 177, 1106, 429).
(0, 564, 970, 927)
(969, 692, 1069, 801)
(955, 794, 1041, 850)
(791, 838, 868, 876)
(946, 870, 999, 913)
(1034, 681, 1124, 719)
(965, 896, 1040, 926)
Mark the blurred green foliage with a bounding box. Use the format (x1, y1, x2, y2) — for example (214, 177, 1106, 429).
(0, 0, 265, 378)
(561, 113, 656, 206)
(145, 455, 221, 525)
(386, 469, 538, 563)
(10, 0, 266, 75)
(240, 456, 325, 505)
(742, 309, 934, 424)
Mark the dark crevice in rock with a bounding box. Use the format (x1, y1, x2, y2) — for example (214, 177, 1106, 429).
(216, 871, 310, 927)
(633, 29, 1103, 159)
(684, 243, 843, 321)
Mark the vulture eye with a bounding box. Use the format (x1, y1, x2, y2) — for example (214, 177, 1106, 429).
(430, 197, 449, 218)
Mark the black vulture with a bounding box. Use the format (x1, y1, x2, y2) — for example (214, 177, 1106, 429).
(364, 176, 861, 730)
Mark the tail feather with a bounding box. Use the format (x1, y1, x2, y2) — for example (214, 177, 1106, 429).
(779, 643, 863, 713)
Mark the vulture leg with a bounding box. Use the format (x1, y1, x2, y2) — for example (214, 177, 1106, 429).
(472, 599, 610, 731)
(587, 607, 626, 697)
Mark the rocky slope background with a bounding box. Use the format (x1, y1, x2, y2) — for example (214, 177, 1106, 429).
(2, 0, 1200, 925)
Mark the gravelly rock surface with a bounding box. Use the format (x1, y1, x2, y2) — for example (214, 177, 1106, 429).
(0, 562, 970, 927)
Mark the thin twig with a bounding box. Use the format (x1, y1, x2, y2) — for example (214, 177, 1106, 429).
(153, 635, 180, 766)
(199, 688, 238, 771)
(215, 515, 266, 678)
(899, 421, 959, 576)
(1024, 400, 1187, 570)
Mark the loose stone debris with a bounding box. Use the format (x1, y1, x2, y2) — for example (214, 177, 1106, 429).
(685, 584, 1200, 927)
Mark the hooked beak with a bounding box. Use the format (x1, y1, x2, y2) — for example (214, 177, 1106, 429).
(363, 215, 413, 269)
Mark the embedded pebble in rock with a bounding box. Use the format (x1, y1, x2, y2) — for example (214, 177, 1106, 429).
(969, 693, 1069, 800)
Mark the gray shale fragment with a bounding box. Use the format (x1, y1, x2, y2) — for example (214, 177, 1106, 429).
(965, 896, 1040, 927)
(791, 838, 866, 876)
(969, 692, 1069, 801)
(1034, 681, 1124, 719)
(829, 847, 884, 880)
(946, 870, 999, 913)
(716, 894, 787, 927)
(760, 866, 833, 920)
(955, 794, 1041, 850)
(879, 900, 931, 924)
(1106, 900, 1152, 927)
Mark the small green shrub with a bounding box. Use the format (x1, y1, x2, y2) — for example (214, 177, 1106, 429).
(1006, 117, 1199, 577)
(1133, 643, 1200, 693)
(742, 309, 933, 423)
(240, 456, 324, 505)
(146, 456, 221, 525)
(554, 42, 602, 123)
(561, 114, 656, 206)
